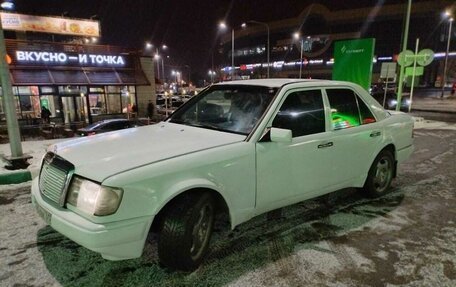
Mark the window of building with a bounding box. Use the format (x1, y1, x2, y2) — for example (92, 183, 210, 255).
(89, 94, 106, 114)
(272, 89, 325, 137)
(107, 94, 121, 113)
(40, 95, 61, 118)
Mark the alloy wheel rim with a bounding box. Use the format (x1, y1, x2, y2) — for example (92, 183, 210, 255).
(190, 204, 213, 260)
(373, 157, 392, 193)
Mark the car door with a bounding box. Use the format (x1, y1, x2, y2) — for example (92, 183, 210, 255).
(323, 88, 384, 187)
(255, 88, 334, 212)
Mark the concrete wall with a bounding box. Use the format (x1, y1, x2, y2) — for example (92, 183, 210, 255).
(137, 57, 156, 118)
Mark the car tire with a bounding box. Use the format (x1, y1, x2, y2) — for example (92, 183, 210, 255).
(157, 192, 215, 271)
(363, 149, 394, 197)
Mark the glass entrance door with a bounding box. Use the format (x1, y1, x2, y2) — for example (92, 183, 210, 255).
(61, 95, 89, 125)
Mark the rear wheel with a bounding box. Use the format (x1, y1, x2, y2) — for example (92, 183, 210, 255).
(364, 150, 394, 197)
(157, 192, 215, 271)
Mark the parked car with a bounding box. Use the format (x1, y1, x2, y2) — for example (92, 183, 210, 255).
(76, 119, 142, 136)
(370, 87, 410, 111)
(32, 79, 414, 271)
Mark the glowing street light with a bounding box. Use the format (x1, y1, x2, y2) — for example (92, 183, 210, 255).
(293, 32, 304, 79)
(208, 70, 216, 83)
(218, 21, 235, 80)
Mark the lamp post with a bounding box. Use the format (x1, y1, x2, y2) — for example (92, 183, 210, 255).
(0, 8, 24, 163)
(145, 42, 168, 83)
(441, 11, 454, 98)
(242, 20, 270, 78)
(184, 64, 191, 84)
(396, 0, 412, 111)
(293, 32, 304, 79)
(219, 22, 235, 80)
(208, 70, 216, 83)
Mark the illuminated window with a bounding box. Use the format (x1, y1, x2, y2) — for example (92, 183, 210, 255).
(272, 90, 325, 137)
(326, 89, 376, 129)
(326, 89, 361, 130)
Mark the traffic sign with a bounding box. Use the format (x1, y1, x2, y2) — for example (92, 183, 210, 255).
(406, 66, 424, 77)
(417, 49, 434, 66)
(397, 50, 414, 66)
(380, 62, 397, 79)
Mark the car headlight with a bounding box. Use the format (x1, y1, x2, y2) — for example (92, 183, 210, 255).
(66, 176, 123, 216)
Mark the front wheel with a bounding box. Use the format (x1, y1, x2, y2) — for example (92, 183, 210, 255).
(363, 150, 394, 197)
(157, 192, 215, 271)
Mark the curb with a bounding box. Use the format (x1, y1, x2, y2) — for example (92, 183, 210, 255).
(411, 108, 456, 115)
(0, 170, 32, 185)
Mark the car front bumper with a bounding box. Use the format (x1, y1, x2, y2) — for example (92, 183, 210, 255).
(31, 178, 153, 260)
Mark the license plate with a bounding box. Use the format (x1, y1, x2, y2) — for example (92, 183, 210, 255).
(36, 204, 52, 225)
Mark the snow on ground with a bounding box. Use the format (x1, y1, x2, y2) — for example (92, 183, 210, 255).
(0, 139, 67, 178)
(413, 117, 456, 130)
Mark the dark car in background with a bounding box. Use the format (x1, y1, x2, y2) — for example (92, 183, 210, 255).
(370, 87, 410, 111)
(76, 119, 143, 136)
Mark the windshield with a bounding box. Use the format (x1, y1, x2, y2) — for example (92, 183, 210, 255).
(169, 85, 278, 135)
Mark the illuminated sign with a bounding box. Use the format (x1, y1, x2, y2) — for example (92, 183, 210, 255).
(1, 12, 100, 37)
(15, 51, 125, 66)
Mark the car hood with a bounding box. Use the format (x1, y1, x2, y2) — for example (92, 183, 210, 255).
(49, 122, 246, 182)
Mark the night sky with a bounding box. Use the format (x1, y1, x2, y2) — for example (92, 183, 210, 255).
(11, 0, 440, 79)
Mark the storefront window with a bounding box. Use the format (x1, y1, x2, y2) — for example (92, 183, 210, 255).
(40, 95, 62, 118)
(89, 94, 106, 115)
(90, 87, 105, 93)
(40, 86, 55, 94)
(107, 94, 121, 113)
(107, 86, 121, 93)
(121, 86, 136, 113)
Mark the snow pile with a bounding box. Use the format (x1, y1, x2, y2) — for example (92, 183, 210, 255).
(413, 117, 456, 130)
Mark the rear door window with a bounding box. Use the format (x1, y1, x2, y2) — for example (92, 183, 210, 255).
(326, 88, 376, 130)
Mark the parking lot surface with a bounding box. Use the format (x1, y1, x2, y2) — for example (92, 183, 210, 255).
(0, 127, 455, 287)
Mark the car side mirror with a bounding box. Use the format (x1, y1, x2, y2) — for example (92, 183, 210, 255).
(270, 127, 292, 143)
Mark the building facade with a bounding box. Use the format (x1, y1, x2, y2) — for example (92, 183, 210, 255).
(0, 39, 156, 127)
(218, 1, 454, 86)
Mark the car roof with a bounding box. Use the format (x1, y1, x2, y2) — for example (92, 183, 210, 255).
(213, 78, 357, 89)
(99, 119, 130, 123)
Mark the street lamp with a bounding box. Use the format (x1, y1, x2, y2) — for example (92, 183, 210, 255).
(242, 20, 270, 78)
(441, 11, 454, 98)
(293, 32, 304, 79)
(219, 21, 235, 80)
(208, 70, 216, 83)
(145, 42, 168, 83)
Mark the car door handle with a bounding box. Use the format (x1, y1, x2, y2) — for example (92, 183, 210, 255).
(317, 142, 333, 149)
(370, 131, 381, 137)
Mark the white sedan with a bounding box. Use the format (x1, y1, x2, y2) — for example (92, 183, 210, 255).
(31, 79, 414, 271)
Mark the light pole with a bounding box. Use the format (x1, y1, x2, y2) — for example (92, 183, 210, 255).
(0, 6, 24, 164)
(219, 22, 235, 80)
(441, 11, 454, 98)
(145, 42, 168, 83)
(242, 21, 270, 78)
(208, 70, 216, 83)
(293, 32, 304, 79)
(184, 64, 191, 84)
(396, 0, 412, 111)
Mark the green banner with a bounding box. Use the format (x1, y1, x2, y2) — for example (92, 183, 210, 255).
(332, 38, 375, 90)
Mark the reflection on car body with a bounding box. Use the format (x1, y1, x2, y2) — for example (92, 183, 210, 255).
(76, 118, 142, 136)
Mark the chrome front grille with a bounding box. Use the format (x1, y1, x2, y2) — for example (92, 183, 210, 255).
(39, 152, 74, 206)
